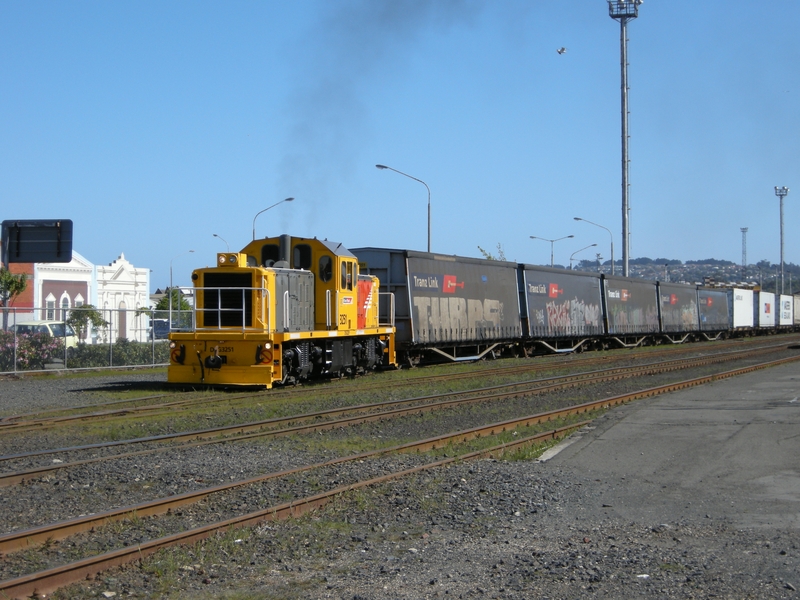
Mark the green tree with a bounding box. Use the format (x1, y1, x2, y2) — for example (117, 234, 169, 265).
(136, 288, 193, 330)
(477, 243, 507, 261)
(66, 304, 109, 342)
(0, 267, 28, 331)
(153, 288, 192, 313)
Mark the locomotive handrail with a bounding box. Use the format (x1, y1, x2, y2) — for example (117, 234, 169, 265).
(378, 292, 395, 327)
(325, 289, 332, 329)
(283, 291, 290, 332)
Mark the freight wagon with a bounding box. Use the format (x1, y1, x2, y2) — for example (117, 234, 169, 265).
(351, 247, 522, 364)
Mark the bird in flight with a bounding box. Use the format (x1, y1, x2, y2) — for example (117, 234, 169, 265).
(557, 47, 567, 55)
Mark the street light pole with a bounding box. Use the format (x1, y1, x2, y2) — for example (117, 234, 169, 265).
(530, 235, 574, 267)
(570, 243, 597, 270)
(213, 234, 230, 252)
(376, 164, 431, 253)
(574, 217, 615, 276)
(775, 186, 789, 295)
(252, 197, 295, 241)
(608, 0, 642, 277)
(169, 250, 194, 329)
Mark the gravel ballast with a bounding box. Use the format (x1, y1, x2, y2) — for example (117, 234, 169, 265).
(2, 360, 799, 599)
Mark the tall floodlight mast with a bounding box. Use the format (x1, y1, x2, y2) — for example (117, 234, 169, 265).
(740, 227, 748, 281)
(608, 0, 642, 277)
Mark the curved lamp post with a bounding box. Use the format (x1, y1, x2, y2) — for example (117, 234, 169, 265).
(530, 235, 574, 267)
(570, 243, 597, 270)
(213, 234, 230, 252)
(252, 197, 295, 240)
(574, 217, 615, 275)
(376, 164, 431, 252)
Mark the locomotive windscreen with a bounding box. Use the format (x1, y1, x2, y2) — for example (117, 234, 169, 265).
(203, 272, 253, 327)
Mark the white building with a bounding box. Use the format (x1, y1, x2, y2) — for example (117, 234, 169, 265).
(33, 252, 151, 343)
(95, 253, 151, 342)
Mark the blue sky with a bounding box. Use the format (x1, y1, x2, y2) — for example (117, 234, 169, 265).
(1, 0, 797, 288)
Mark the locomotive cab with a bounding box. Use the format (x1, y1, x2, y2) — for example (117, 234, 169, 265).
(167, 234, 395, 388)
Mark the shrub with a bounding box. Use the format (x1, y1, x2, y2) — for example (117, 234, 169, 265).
(0, 330, 65, 372)
(67, 339, 170, 369)
(0, 331, 169, 372)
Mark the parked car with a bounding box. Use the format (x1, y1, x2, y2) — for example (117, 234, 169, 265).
(151, 318, 170, 340)
(14, 321, 79, 348)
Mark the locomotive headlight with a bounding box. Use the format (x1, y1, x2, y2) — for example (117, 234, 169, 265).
(169, 341, 176, 349)
(264, 342, 271, 350)
(228, 255, 236, 263)
(218, 255, 226, 264)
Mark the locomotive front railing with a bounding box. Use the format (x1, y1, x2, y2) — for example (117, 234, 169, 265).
(187, 286, 271, 332)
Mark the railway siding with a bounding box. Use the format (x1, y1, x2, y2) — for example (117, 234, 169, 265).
(1, 340, 799, 598)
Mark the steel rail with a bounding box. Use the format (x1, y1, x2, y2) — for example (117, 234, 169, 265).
(3, 335, 795, 436)
(0, 421, 589, 600)
(2, 352, 800, 598)
(0, 389, 268, 433)
(3, 351, 799, 558)
(0, 344, 789, 487)
(0, 344, 782, 486)
(3, 336, 793, 432)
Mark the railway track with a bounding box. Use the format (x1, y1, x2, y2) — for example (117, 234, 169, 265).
(0, 343, 789, 487)
(1, 350, 799, 598)
(2, 336, 794, 435)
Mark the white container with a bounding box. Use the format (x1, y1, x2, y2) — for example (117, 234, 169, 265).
(778, 295, 794, 326)
(756, 291, 775, 328)
(728, 288, 754, 329)
(794, 296, 800, 326)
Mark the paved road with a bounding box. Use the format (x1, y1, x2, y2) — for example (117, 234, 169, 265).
(544, 361, 800, 530)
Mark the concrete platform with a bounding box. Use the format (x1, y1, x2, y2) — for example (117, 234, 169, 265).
(544, 361, 800, 530)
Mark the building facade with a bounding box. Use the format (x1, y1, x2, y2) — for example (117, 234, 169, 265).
(31, 252, 151, 343)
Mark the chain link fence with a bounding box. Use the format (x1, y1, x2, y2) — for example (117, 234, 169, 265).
(0, 306, 193, 374)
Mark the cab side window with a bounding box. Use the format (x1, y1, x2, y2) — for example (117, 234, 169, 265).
(261, 244, 279, 267)
(319, 255, 333, 282)
(293, 244, 312, 270)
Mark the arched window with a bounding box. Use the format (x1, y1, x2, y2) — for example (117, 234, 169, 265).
(45, 293, 56, 320)
(60, 295, 70, 321)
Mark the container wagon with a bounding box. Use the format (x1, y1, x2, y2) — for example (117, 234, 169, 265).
(352, 247, 522, 365)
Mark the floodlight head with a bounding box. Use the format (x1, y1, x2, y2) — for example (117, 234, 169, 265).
(608, 0, 641, 19)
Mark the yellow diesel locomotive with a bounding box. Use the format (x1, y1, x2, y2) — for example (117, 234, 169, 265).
(167, 234, 396, 387)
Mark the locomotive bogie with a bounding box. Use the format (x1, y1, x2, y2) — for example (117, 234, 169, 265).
(168, 327, 395, 388)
